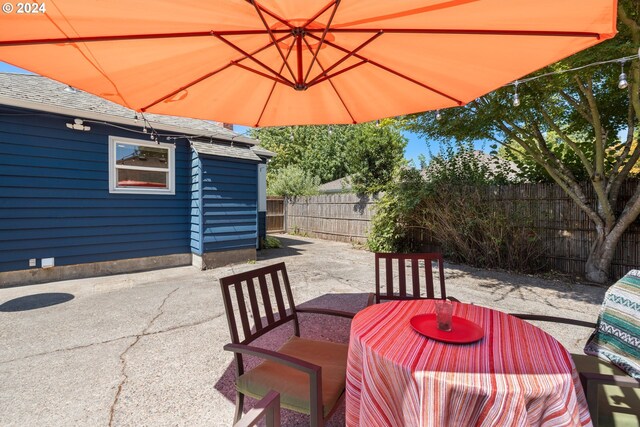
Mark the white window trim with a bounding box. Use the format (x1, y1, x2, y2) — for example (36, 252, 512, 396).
(108, 136, 176, 195)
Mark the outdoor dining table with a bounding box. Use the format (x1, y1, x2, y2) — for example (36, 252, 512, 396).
(346, 300, 592, 426)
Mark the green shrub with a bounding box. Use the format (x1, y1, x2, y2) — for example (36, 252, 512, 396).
(261, 236, 282, 249)
(267, 165, 320, 197)
(367, 141, 546, 273)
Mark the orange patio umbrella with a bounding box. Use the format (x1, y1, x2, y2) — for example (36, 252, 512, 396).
(0, 0, 617, 127)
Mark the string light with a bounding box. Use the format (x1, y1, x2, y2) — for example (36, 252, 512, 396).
(137, 112, 161, 143)
(435, 110, 442, 121)
(506, 53, 637, 88)
(512, 81, 520, 107)
(618, 61, 628, 89)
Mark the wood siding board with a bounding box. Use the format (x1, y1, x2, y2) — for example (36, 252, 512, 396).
(190, 150, 203, 255)
(0, 106, 259, 273)
(198, 155, 257, 253)
(0, 224, 188, 241)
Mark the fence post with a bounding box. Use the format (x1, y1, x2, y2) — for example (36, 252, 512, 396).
(284, 196, 288, 233)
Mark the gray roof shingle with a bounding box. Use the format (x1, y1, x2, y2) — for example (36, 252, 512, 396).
(191, 140, 261, 162)
(0, 72, 256, 144)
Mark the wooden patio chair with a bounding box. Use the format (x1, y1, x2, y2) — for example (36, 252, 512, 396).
(220, 262, 354, 427)
(234, 390, 281, 427)
(374, 252, 458, 303)
(510, 271, 640, 427)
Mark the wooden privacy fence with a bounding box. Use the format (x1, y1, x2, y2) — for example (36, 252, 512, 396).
(471, 182, 640, 280)
(285, 194, 376, 244)
(266, 197, 285, 233)
(278, 181, 640, 280)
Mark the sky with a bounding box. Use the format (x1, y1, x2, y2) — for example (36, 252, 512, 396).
(0, 61, 459, 164)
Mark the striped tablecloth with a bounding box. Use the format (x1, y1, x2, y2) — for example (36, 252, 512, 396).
(346, 300, 592, 426)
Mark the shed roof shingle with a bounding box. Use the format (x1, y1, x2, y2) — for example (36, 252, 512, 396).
(191, 140, 262, 162)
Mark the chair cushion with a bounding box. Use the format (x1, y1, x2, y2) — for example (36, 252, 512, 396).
(236, 336, 348, 416)
(572, 353, 630, 377)
(584, 270, 640, 380)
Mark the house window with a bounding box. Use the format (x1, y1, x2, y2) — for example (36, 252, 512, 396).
(109, 136, 175, 194)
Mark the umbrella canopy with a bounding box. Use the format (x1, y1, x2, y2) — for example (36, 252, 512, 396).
(0, 0, 617, 127)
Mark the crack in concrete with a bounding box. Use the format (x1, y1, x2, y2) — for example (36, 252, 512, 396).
(0, 314, 222, 365)
(0, 335, 133, 365)
(108, 287, 179, 427)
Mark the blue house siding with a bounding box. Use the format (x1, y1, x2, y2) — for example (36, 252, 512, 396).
(190, 151, 204, 255)
(199, 156, 258, 252)
(0, 106, 193, 273)
(258, 211, 266, 244)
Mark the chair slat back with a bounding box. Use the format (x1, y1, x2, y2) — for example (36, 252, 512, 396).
(220, 262, 299, 345)
(375, 253, 447, 302)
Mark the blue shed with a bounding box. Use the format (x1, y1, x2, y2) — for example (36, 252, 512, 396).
(0, 73, 274, 287)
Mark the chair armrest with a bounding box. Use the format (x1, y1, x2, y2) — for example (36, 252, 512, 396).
(295, 307, 355, 319)
(224, 342, 326, 425)
(447, 296, 461, 303)
(224, 343, 321, 374)
(509, 313, 596, 329)
(366, 293, 375, 307)
(234, 390, 280, 427)
(580, 371, 640, 389)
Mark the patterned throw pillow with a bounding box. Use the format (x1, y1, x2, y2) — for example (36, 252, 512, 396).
(584, 270, 640, 380)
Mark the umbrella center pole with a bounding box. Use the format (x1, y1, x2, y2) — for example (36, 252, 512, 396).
(293, 27, 307, 91)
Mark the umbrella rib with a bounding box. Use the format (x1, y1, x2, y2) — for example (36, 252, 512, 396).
(303, 0, 339, 28)
(0, 30, 287, 47)
(40, 8, 136, 110)
(248, 1, 294, 29)
(303, 0, 340, 84)
(306, 31, 383, 87)
(306, 33, 464, 105)
(212, 33, 295, 87)
(307, 28, 604, 39)
(303, 37, 357, 124)
(142, 33, 293, 111)
(255, 40, 296, 127)
(252, 1, 297, 83)
(0, 28, 602, 48)
(232, 62, 292, 86)
(309, 60, 368, 86)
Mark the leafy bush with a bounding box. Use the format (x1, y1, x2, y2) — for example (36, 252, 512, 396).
(412, 185, 547, 272)
(261, 236, 282, 249)
(267, 165, 320, 197)
(367, 167, 428, 252)
(368, 141, 547, 273)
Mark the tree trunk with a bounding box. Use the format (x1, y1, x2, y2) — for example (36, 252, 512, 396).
(584, 227, 621, 284)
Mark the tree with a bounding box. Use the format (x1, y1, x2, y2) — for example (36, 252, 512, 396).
(266, 165, 320, 197)
(250, 125, 351, 184)
(346, 122, 407, 194)
(252, 122, 406, 194)
(403, 1, 640, 283)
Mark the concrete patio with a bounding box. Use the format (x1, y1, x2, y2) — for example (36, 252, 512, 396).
(0, 235, 606, 426)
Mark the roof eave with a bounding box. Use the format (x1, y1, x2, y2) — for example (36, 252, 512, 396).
(0, 95, 257, 145)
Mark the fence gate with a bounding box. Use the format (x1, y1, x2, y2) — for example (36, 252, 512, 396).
(266, 197, 285, 233)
